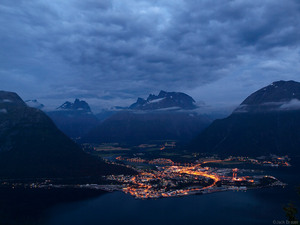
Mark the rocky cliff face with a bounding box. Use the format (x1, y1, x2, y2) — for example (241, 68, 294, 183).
(129, 91, 197, 110)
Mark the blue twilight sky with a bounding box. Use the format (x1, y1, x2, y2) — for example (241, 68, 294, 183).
(0, 0, 300, 112)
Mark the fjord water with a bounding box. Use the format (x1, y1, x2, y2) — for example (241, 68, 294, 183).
(1, 162, 298, 225)
(44, 164, 299, 225)
(45, 188, 292, 225)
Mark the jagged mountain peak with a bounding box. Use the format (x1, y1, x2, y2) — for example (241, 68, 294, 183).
(57, 99, 91, 112)
(47, 99, 98, 138)
(130, 90, 197, 110)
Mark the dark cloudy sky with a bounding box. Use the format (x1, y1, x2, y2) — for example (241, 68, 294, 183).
(1, 0, 300, 112)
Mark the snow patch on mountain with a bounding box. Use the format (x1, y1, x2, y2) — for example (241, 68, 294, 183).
(148, 97, 166, 103)
(129, 91, 197, 110)
(0, 109, 7, 114)
(2, 99, 12, 103)
(56, 99, 92, 113)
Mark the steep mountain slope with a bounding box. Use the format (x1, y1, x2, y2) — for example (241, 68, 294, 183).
(0, 91, 133, 179)
(47, 99, 99, 139)
(190, 80, 300, 156)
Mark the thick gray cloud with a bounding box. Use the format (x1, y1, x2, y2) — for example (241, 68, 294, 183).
(0, 0, 300, 111)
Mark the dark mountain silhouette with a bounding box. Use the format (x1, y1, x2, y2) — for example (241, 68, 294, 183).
(83, 91, 210, 145)
(235, 80, 300, 113)
(84, 111, 210, 145)
(0, 91, 134, 179)
(47, 99, 99, 139)
(190, 80, 300, 156)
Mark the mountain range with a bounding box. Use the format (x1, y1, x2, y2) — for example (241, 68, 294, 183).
(22, 82, 300, 157)
(190, 80, 300, 156)
(26, 91, 209, 145)
(83, 91, 210, 145)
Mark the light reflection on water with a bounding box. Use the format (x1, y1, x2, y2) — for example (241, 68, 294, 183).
(0, 162, 298, 225)
(44, 159, 299, 225)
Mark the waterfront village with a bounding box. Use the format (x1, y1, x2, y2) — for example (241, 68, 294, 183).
(104, 154, 289, 199)
(0, 154, 289, 199)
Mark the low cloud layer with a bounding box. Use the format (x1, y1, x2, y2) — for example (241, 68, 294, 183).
(234, 98, 300, 114)
(280, 99, 300, 110)
(1, 0, 300, 111)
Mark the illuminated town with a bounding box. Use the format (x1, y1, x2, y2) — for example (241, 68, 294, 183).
(105, 155, 288, 199)
(0, 153, 289, 200)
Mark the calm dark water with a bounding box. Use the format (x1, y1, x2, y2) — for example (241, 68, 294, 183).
(0, 161, 299, 225)
(45, 187, 296, 225)
(44, 164, 299, 225)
